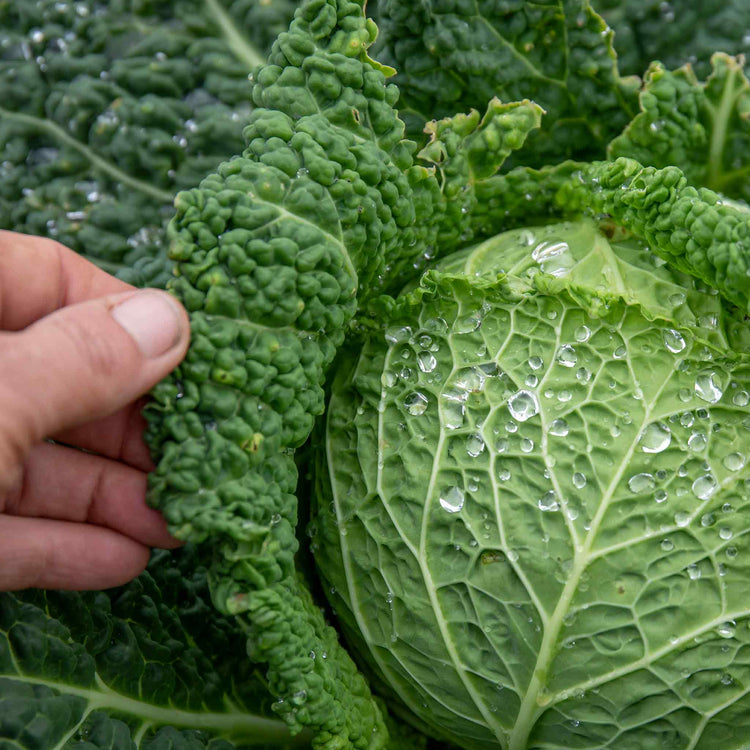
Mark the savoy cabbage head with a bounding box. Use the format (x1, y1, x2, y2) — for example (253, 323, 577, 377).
(1, 0, 749, 749)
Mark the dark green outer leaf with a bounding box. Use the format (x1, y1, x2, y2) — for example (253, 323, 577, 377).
(608, 54, 750, 203)
(374, 0, 638, 166)
(0, 547, 308, 749)
(0, 0, 297, 287)
(596, 0, 750, 80)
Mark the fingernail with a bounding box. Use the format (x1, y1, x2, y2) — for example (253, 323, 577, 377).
(111, 291, 183, 358)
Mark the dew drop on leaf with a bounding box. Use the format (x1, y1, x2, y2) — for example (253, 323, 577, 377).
(663, 328, 686, 353)
(557, 344, 577, 368)
(574, 325, 591, 342)
(654, 489, 668, 503)
(688, 431, 707, 452)
(661, 539, 674, 551)
(528, 356, 544, 370)
(628, 473, 655, 493)
(466, 434, 485, 457)
(639, 422, 672, 453)
(695, 371, 724, 403)
(686, 562, 701, 579)
(417, 350, 437, 373)
(692, 474, 718, 500)
(719, 527, 733, 540)
(572, 472, 586, 489)
(404, 392, 428, 416)
(576, 367, 592, 384)
(733, 390, 749, 407)
(507, 390, 539, 421)
(520, 438, 534, 453)
(717, 621, 736, 638)
(538, 491, 559, 511)
(549, 418, 569, 437)
(439, 486, 465, 513)
(723, 452, 746, 472)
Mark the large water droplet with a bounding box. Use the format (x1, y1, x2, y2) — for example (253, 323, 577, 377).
(443, 400, 465, 430)
(417, 350, 437, 372)
(639, 422, 672, 453)
(454, 313, 483, 334)
(688, 431, 707, 452)
(528, 356, 544, 370)
(404, 392, 428, 416)
(439, 487, 465, 513)
(549, 419, 569, 437)
(557, 344, 577, 368)
(385, 325, 412, 344)
(716, 621, 736, 639)
(572, 472, 586, 489)
(663, 328, 686, 353)
(466, 434, 485, 457)
(692, 474, 718, 500)
(723, 452, 746, 472)
(508, 390, 539, 422)
(628, 473, 655, 493)
(574, 325, 591, 342)
(695, 371, 724, 403)
(538, 491, 559, 512)
(454, 366, 486, 393)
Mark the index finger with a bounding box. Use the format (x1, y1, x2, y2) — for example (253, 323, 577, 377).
(0, 230, 133, 330)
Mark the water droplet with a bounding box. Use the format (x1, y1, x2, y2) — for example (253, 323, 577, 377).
(385, 325, 412, 344)
(719, 527, 733, 540)
(688, 431, 707, 452)
(538, 491, 559, 511)
(628, 473, 655, 493)
(695, 371, 724, 403)
(557, 344, 577, 368)
(686, 563, 701, 579)
(443, 400, 465, 430)
(663, 328, 686, 353)
(508, 390, 539, 422)
(613, 345, 627, 359)
(680, 411, 695, 428)
(404, 392, 428, 416)
(717, 621, 736, 639)
(654, 489, 668, 503)
(466, 434, 485, 457)
(417, 350, 437, 372)
(529, 356, 544, 370)
(639, 422, 672, 453)
(733, 390, 749, 407)
(498, 468, 511, 481)
(701, 512, 715, 527)
(495, 438, 509, 453)
(675, 511, 691, 527)
(723, 452, 746, 472)
(439, 487, 465, 513)
(454, 366, 486, 393)
(661, 539, 674, 551)
(525, 374, 539, 387)
(572, 472, 586, 489)
(454, 313, 483, 334)
(692, 474, 718, 500)
(549, 418, 569, 437)
(576, 367, 592, 384)
(520, 438, 534, 453)
(574, 325, 591, 342)
(558, 390, 572, 402)
(720, 673, 734, 686)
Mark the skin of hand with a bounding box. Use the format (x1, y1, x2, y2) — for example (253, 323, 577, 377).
(0, 230, 190, 591)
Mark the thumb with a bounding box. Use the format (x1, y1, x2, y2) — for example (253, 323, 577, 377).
(0, 289, 189, 484)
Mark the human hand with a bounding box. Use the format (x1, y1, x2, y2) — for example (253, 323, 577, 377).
(0, 231, 190, 591)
